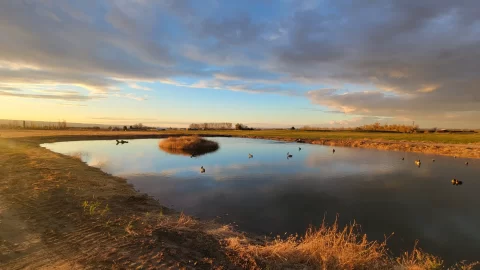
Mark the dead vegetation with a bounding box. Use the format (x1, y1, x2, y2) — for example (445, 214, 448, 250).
(159, 136, 219, 156)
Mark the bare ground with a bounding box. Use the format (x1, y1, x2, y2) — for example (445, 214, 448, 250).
(0, 138, 247, 269)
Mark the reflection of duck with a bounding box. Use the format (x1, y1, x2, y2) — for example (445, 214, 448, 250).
(415, 160, 421, 166)
(287, 152, 293, 159)
(451, 178, 463, 185)
(248, 153, 253, 159)
(200, 166, 205, 173)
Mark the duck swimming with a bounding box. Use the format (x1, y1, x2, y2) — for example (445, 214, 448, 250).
(415, 160, 421, 166)
(287, 152, 293, 158)
(200, 166, 205, 173)
(451, 178, 463, 185)
(248, 153, 253, 158)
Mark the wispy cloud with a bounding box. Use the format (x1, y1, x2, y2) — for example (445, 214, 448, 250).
(0, 90, 100, 101)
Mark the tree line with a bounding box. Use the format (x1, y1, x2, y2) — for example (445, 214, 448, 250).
(189, 123, 233, 130)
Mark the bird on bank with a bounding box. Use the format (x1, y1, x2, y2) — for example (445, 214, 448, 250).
(248, 153, 253, 158)
(200, 166, 205, 173)
(415, 160, 421, 166)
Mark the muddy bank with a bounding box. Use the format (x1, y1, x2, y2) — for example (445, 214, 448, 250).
(0, 138, 245, 269)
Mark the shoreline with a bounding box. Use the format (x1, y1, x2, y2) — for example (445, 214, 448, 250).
(239, 135, 480, 159)
(1, 134, 479, 269)
(4, 129, 479, 159)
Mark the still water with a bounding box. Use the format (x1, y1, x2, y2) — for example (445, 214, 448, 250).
(42, 137, 480, 263)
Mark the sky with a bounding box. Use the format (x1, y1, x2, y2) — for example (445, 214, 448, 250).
(1, 0, 479, 128)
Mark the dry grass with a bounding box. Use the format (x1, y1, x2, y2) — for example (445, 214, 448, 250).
(158, 136, 219, 155)
(224, 220, 479, 270)
(226, 219, 390, 269)
(396, 241, 479, 270)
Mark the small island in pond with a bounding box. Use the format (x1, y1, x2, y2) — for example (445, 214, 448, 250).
(158, 136, 219, 156)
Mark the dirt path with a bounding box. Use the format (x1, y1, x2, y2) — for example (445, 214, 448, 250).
(0, 138, 246, 269)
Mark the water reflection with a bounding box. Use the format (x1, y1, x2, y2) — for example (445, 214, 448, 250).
(158, 145, 219, 157)
(42, 138, 480, 264)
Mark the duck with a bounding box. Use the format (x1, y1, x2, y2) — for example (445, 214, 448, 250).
(465, 162, 469, 166)
(287, 152, 293, 158)
(451, 178, 463, 185)
(248, 153, 253, 159)
(415, 160, 421, 166)
(200, 166, 205, 173)
(191, 154, 196, 158)
(402, 157, 404, 160)
(432, 159, 435, 162)
(299, 147, 301, 151)
(332, 149, 336, 153)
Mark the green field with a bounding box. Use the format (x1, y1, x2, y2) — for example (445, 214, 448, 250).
(175, 130, 480, 144)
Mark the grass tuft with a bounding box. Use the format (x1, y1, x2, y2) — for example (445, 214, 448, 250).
(158, 136, 219, 156)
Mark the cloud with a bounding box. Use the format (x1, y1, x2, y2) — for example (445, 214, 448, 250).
(199, 14, 264, 45)
(0, 90, 100, 101)
(128, 83, 152, 91)
(2, 0, 480, 127)
(113, 93, 148, 101)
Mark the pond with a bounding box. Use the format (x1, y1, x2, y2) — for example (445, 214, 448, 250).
(42, 137, 480, 264)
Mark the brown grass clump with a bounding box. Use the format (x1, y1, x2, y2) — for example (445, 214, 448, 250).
(224, 219, 480, 269)
(159, 136, 219, 156)
(396, 241, 479, 270)
(226, 219, 390, 269)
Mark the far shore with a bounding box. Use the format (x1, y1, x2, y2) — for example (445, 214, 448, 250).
(2, 128, 480, 159)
